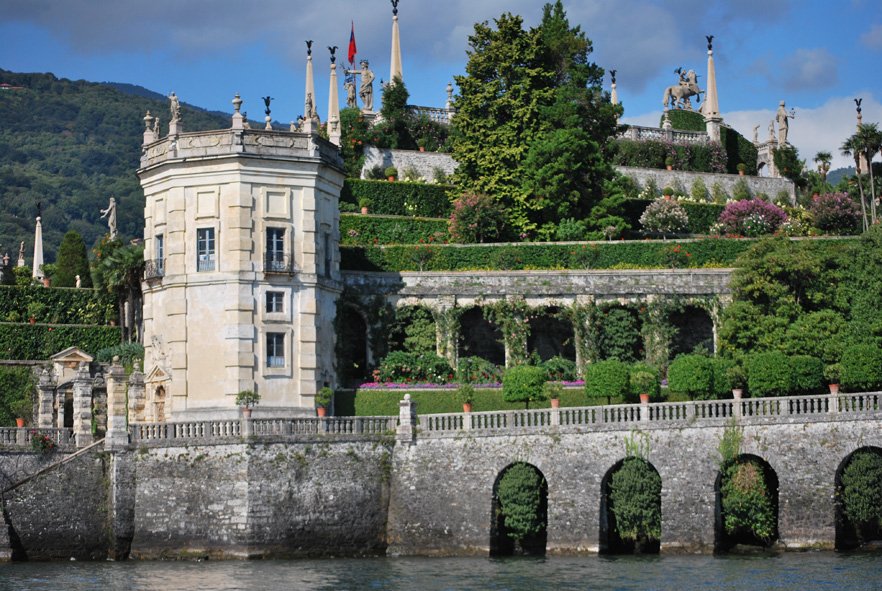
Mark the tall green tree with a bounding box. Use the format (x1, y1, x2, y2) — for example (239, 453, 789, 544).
(451, 2, 620, 238)
(96, 241, 144, 343)
(840, 123, 882, 230)
(53, 230, 92, 288)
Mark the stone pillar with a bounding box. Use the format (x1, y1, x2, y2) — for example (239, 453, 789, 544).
(55, 389, 66, 429)
(37, 369, 55, 428)
(127, 362, 146, 423)
(72, 362, 94, 448)
(705, 116, 722, 143)
(640, 397, 650, 422)
(396, 394, 417, 444)
(104, 358, 129, 451)
(241, 411, 253, 438)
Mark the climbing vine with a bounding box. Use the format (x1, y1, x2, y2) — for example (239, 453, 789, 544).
(484, 297, 534, 367)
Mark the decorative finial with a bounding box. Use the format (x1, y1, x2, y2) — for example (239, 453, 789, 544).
(262, 96, 273, 117)
(232, 93, 243, 114)
(306, 40, 313, 57)
(391, 0, 399, 16)
(855, 98, 863, 114)
(610, 69, 617, 85)
(706, 35, 714, 51)
(329, 45, 338, 64)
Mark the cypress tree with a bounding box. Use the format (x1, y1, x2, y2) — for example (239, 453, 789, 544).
(54, 230, 92, 288)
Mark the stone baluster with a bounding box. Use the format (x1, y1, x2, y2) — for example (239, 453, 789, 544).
(396, 394, 417, 443)
(37, 369, 55, 428)
(104, 357, 129, 451)
(72, 362, 94, 448)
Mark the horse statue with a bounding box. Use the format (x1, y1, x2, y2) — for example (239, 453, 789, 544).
(662, 69, 703, 110)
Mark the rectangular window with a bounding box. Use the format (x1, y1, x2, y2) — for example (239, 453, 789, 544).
(323, 231, 332, 278)
(196, 227, 215, 272)
(266, 227, 286, 272)
(265, 291, 284, 314)
(155, 234, 165, 273)
(266, 332, 285, 368)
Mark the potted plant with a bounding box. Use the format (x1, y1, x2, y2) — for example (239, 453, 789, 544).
(455, 383, 475, 413)
(737, 163, 747, 176)
(543, 381, 564, 409)
(662, 186, 675, 199)
(726, 364, 747, 399)
(384, 166, 398, 182)
(235, 389, 260, 417)
(315, 386, 333, 417)
(358, 197, 372, 215)
(665, 156, 674, 171)
(11, 397, 31, 428)
(630, 370, 657, 404)
(824, 363, 841, 395)
(26, 301, 46, 325)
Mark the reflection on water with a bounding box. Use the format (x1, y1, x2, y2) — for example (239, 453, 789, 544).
(1, 553, 881, 591)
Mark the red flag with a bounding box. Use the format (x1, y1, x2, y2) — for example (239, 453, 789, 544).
(348, 21, 357, 64)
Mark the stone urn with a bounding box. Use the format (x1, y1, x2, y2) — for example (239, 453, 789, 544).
(550, 398, 560, 409)
(241, 407, 252, 418)
(639, 393, 650, 404)
(462, 402, 472, 413)
(732, 389, 743, 400)
(828, 383, 840, 395)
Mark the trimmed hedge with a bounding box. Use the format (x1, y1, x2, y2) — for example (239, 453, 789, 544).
(790, 355, 824, 395)
(502, 365, 547, 407)
(657, 110, 758, 175)
(341, 179, 455, 218)
(0, 286, 116, 325)
(667, 354, 715, 400)
(622, 199, 725, 234)
(340, 213, 449, 246)
(840, 344, 882, 392)
(341, 238, 754, 272)
(746, 351, 792, 397)
(0, 366, 35, 426)
(585, 359, 630, 401)
(611, 139, 726, 174)
(0, 323, 121, 360)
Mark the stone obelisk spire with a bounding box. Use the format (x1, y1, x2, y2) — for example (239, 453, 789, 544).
(327, 47, 341, 146)
(389, 0, 403, 84)
(703, 35, 722, 142)
(32, 213, 44, 281)
(304, 40, 317, 121)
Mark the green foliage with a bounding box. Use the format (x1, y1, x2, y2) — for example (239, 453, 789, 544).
(628, 363, 660, 401)
(341, 179, 454, 218)
(502, 364, 547, 408)
(585, 359, 630, 401)
(840, 450, 882, 531)
(718, 359, 743, 392)
(772, 144, 806, 188)
(597, 308, 641, 362)
(664, 109, 706, 132)
(497, 463, 546, 542)
(720, 459, 777, 542)
(621, 199, 725, 234)
(781, 310, 847, 365)
(611, 139, 727, 173)
(53, 231, 92, 288)
(0, 366, 35, 426)
(339, 108, 373, 178)
(721, 126, 758, 176)
(387, 306, 437, 356)
(609, 457, 662, 542)
(0, 285, 115, 325)
(315, 387, 333, 408)
(376, 351, 454, 384)
(667, 354, 715, 399)
(824, 363, 842, 384)
(789, 355, 824, 395)
(456, 356, 504, 384)
(0, 323, 121, 360)
(555, 218, 588, 241)
(341, 238, 757, 273)
(840, 344, 882, 392)
(746, 351, 792, 397)
(540, 356, 578, 381)
(340, 214, 448, 246)
(451, 2, 619, 236)
(690, 178, 709, 202)
(448, 193, 506, 243)
(235, 389, 260, 408)
(639, 198, 689, 237)
(95, 342, 144, 368)
(455, 383, 476, 405)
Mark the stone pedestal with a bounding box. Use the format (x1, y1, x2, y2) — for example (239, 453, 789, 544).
(37, 369, 55, 428)
(705, 115, 722, 143)
(128, 364, 146, 423)
(397, 394, 417, 444)
(105, 360, 129, 451)
(72, 362, 94, 448)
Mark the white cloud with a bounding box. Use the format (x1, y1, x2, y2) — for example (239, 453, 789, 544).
(860, 24, 882, 50)
(779, 48, 838, 91)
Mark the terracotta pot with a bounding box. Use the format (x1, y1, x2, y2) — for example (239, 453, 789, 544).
(732, 389, 743, 400)
(738, 170, 745, 176)
(666, 165, 673, 171)
(109, 319, 117, 326)
(639, 393, 650, 404)
(361, 206, 369, 215)
(28, 317, 36, 325)
(317, 406, 327, 417)
(42, 278, 51, 287)
(15, 417, 25, 428)
(462, 402, 472, 413)
(829, 383, 840, 395)
(387, 176, 395, 182)
(241, 407, 252, 418)
(419, 146, 426, 152)
(550, 398, 560, 409)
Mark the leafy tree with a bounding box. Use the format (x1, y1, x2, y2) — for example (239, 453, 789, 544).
(496, 463, 546, 544)
(840, 450, 882, 539)
(373, 76, 416, 150)
(339, 107, 373, 178)
(502, 364, 547, 409)
(609, 457, 661, 545)
(448, 193, 506, 243)
(772, 144, 806, 191)
(96, 241, 144, 343)
(53, 230, 92, 288)
(451, 2, 620, 237)
(840, 124, 882, 230)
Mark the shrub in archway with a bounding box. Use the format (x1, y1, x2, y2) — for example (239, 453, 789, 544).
(720, 460, 776, 543)
(585, 359, 629, 404)
(497, 463, 546, 544)
(502, 365, 547, 409)
(840, 450, 882, 537)
(667, 354, 715, 399)
(609, 457, 661, 545)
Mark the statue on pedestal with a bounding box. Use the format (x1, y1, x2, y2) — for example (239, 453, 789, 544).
(346, 60, 375, 111)
(776, 101, 795, 145)
(663, 68, 703, 110)
(100, 197, 118, 240)
(168, 92, 181, 123)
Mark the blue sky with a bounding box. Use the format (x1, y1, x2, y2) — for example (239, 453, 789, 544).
(1, 0, 880, 169)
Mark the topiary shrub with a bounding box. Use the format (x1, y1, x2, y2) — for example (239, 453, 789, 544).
(667, 354, 715, 400)
(456, 356, 503, 384)
(540, 356, 578, 381)
(585, 359, 630, 403)
(376, 351, 454, 384)
(497, 463, 546, 545)
(746, 351, 793, 397)
(502, 365, 548, 409)
(718, 199, 788, 237)
(628, 362, 660, 402)
(709, 357, 737, 398)
(789, 354, 824, 395)
(840, 344, 882, 392)
(810, 192, 861, 235)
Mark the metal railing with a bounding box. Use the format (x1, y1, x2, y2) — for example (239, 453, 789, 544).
(144, 259, 164, 279)
(264, 254, 297, 275)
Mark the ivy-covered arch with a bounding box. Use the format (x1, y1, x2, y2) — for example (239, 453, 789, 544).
(714, 453, 779, 553)
(834, 446, 882, 550)
(490, 462, 548, 556)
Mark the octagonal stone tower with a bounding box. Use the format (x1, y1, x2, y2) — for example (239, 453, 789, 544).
(137, 113, 344, 420)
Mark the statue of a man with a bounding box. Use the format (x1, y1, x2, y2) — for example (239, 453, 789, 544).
(776, 101, 795, 145)
(100, 197, 118, 239)
(344, 77, 357, 109)
(346, 60, 374, 111)
(753, 125, 760, 144)
(169, 92, 181, 123)
(768, 120, 776, 143)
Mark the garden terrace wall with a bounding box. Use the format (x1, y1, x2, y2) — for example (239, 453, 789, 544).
(621, 167, 795, 203)
(362, 146, 457, 184)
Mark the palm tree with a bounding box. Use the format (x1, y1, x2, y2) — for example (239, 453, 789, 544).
(854, 123, 882, 225)
(813, 151, 832, 183)
(99, 243, 145, 343)
(841, 134, 869, 231)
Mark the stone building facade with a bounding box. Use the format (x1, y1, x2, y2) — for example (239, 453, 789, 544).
(138, 117, 344, 419)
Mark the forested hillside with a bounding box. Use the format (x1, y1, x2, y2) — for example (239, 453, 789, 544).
(0, 70, 229, 261)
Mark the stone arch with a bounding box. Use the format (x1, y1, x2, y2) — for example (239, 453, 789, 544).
(527, 306, 575, 362)
(337, 304, 370, 387)
(599, 457, 662, 554)
(387, 304, 437, 355)
(714, 453, 779, 553)
(490, 462, 548, 556)
(669, 305, 715, 356)
(834, 445, 882, 550)
(458, 306, 504, 367)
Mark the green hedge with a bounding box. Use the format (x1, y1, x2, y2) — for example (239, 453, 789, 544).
(656, 110, 758, 175)
(341, 179, 455, 218)
(340, 213, 449, 246)
(611, 139, 726, 174)
(667, 354, 715, 399)
(339, 387, 618, 416)
(341, 238, 754, 272)
(0, 286, 115, 324)
(0, 323, 121, 360)
(840, 345, 882, 392)
(622, 199, 725, 234)
(746, 351, 792, 397)
(0, 366, 35, 426)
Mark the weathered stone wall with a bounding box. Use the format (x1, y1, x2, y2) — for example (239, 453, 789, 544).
(128, 439, 391, 559)
(362, 147, 456, 183)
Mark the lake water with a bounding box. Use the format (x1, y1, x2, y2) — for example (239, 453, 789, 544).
(1, 553, 880, 591)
